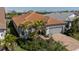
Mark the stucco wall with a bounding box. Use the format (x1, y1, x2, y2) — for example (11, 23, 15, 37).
(0, 29, 6, 39)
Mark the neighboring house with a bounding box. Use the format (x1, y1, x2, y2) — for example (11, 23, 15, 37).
(45, 12, 76, 22)
(45, 12, 76, 30)
(0, 7, 6, 39)
(12, 12, 65, 39)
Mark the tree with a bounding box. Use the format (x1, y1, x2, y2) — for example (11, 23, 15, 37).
(33, 20, 46, 35)
(7, 10, 18, 19)
(5, 34, 17, 50)
(71, 16, 79, 33)
(1, 34, 16, 51)
(20, 20, 46, 39)
(64, 16, 79, 36)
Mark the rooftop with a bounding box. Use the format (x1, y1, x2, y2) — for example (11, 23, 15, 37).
(45, 12, 74, 21)
(12, 12, 65, 27)
(0, 7, 6, 29)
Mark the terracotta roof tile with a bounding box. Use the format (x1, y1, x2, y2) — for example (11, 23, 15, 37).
(22, 12, 47, 24)
(12, 12, 47, 27)
(12, 12, 65, 27)
(46, 17, 65, 26)
(12, 12, 31, 27)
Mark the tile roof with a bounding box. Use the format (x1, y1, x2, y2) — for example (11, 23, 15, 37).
(12, 12, 31, 27)
(0, 7, 6, 29)
(46, 17, 64, 26)
(12, 12, 65, 27)
(22, 12, 48, 24)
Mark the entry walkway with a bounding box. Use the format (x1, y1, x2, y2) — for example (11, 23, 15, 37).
(52, 33, 79, 51)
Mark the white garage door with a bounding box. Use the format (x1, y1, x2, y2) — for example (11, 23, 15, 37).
(49, 27, 62, 35)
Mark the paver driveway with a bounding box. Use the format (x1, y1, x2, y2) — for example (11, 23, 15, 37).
(52, 33, 79, 51)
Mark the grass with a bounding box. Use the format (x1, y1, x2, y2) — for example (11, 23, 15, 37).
(15, 45, 26, 51)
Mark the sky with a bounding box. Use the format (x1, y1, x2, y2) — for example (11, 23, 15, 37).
(5, 7, 79, 13)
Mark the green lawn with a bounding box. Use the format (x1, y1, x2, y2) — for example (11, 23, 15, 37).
(15, 45, 26, 51)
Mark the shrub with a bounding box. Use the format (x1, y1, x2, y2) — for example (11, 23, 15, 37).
(17, 37, 67, 51)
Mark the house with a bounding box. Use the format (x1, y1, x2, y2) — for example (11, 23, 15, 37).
(12, 12, 65, 39)
(45, 12, 76, 30)
(0, 7, 6, 39)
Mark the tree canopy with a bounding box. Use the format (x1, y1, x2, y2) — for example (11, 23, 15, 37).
(0, 34, 17, 51)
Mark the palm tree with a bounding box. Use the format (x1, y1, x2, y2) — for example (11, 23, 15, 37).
(4, 34, 17, 51)
(33, 20, 45, 35)
(21, 20, 46, 39)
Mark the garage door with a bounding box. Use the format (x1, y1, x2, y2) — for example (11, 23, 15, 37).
(49, 27, 62, 35)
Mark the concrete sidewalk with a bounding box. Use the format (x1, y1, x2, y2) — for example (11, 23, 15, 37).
(52, 33, 79, 51)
